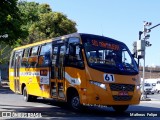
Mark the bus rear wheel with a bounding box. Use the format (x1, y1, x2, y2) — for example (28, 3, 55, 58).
(23, 87, 31, 102)
(112, 105, 129, 112)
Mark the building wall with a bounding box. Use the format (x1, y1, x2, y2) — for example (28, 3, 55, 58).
(139, 71, 160, 79)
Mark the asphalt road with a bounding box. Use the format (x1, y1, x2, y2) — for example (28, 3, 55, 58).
(0, 86, 160, 120)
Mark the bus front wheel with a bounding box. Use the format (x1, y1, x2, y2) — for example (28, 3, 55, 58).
(68, 93, 82, 111)
(23, 87, 31, 102)
(112, 105, 129, 112)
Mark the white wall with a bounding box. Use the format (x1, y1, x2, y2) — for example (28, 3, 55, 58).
(140, 78, 159, 84)
(145, 79, 158, 84)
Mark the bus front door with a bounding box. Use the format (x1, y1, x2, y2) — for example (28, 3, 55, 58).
(51, 45, 65, 100)
(13, 52, 22, 93)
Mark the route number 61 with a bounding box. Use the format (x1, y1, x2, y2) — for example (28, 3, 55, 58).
(104, 74, 115, 82)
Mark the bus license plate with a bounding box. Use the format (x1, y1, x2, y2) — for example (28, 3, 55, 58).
(118, 91, 128, 96)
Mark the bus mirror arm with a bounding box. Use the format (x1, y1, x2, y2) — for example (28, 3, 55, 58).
(132, 52, 137, 58)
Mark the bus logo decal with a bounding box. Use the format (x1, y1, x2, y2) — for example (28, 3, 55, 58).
(19, 72, 40, 76)
(121, 85, 126, 91)
(9, 72, 40, 77)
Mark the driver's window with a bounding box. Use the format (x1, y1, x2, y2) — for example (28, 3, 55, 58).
(75, 45, 82, 60)
(122, 49, 132, 65)
(65, 43, 84, 68)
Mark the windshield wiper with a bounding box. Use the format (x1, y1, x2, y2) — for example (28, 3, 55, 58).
(122, 63, 138, 72)
(93, 64, 120, 71)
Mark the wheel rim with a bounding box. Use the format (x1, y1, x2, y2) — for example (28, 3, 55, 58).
(71, 96, 80, 109)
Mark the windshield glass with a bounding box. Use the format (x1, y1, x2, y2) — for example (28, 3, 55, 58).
(82, 36, 138, 75)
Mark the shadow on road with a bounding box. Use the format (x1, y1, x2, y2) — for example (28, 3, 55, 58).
(0, 87, 14, 94)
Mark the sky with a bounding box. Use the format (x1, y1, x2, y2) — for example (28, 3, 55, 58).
(26, 0, 160, 66)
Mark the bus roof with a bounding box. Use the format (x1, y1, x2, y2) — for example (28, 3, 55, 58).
(12, 33, 125, 51)
(12, 33, 80, 51)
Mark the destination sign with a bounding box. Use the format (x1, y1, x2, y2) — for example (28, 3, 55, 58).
(91, 39, 120, 51)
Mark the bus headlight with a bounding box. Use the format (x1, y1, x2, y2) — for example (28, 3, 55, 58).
(89, 80, 106, 90)
(136, 85, 140, 90)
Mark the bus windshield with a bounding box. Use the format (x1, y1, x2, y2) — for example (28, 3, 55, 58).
(82, 35, 138, 75)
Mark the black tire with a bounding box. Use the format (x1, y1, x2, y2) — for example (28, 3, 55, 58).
(112, 105, 129, 113)
(23, 86, 31, 102)
(30, 95, 37, 101)
(68, 93, 82, 111)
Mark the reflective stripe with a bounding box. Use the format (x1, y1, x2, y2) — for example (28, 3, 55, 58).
(10, 71, 81, 85)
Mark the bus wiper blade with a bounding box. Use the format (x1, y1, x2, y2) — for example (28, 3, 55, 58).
(122, 64, 138, 72)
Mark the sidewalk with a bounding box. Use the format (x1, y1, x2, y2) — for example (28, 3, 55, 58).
(141, 94, 160, 101)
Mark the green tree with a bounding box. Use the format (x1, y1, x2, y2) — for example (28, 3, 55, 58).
(0, 44, 12, 64)
(18, 1, 77, 45)
(0, 0, 27, 45)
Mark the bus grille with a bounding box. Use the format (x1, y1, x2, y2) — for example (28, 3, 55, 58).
(109, 83, 135, 91)
(113, 95, 132, 101)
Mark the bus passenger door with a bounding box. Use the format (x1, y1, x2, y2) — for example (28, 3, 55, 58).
(13, 52, 22, 93)
(51, 45, 65, 100)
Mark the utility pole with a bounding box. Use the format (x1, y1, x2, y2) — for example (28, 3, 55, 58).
(141, 21, 152, 100)
(137, 21, 160, 100)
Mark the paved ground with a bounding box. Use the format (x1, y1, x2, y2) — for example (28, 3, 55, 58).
(1, 81, 160, 119)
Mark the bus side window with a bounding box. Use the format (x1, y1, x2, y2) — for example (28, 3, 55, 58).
(51, 46, 59, 79)
(38, 43, 52, 67)
(28, 46, 39, 67)
(59, 46, 66, 66)
(21, 48, 30, 67)
(57, 45, 66, 79)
